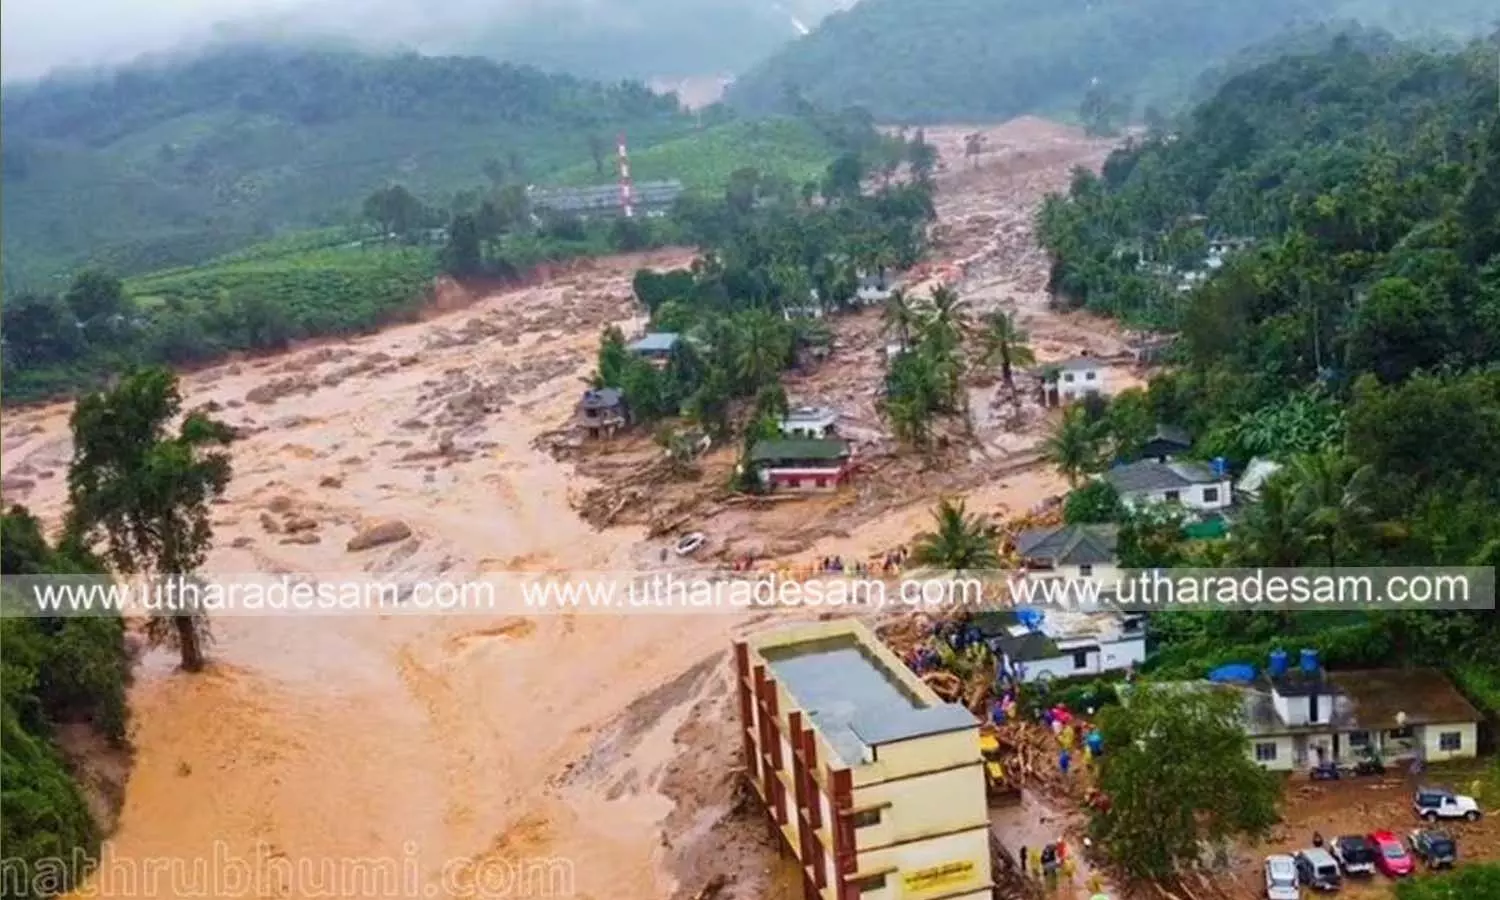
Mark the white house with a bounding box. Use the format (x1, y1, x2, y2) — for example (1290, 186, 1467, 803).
(1042, 357, 1108, 403)
(855, 270, 899, 305)
(1168, 661, 1483, 773)
(1103, 459, 1232, 512)
(1014, 524, 1119, 586)
(974, 608, 1147, 684)
(779, 406, 837, 440)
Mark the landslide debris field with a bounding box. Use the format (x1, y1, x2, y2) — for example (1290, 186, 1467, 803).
(3, 119, 1150, 900)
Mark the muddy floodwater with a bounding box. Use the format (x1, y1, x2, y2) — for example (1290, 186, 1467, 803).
(1, 120, 1123, 900)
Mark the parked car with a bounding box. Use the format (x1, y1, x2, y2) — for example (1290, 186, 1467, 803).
(1406, 829, 1457, 869)
(1414, 787, 1482, 822)
(1295, 847, 1342, 891)
(1264, 854, 1300, 900)
(1369, 830, 1415, 877)
(1310, 760, 1341, 780)
(674, 532, 706, 556)
(1332, 834, 1377, 876)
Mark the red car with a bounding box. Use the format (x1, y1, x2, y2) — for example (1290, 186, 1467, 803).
(1369, 830, 1415, 877)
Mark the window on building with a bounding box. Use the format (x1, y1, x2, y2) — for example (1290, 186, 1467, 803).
(851, 808, 881, 829)
(1164, 490, 1181, 503)
(1202, 487, 1220, 503)
(1063, 373, 1075, 383)
(815, 478, 827, 489)
(1255, 742, 1279, 762)
(1084, 371, 1096, 380)
(1072, 651, 1089, 670)
(851, 874, 887, 893)
(1347, 731, 1370, 747)
(785, 478, 800, 489)
(1439, 731, 1463, 752)
(1078, 564, 1093, 577)
(1389, 726, 1414, 740)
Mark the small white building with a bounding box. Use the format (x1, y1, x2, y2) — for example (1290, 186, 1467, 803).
(855, 271, 900, 305)
(1042, 357, 1108, 403)
(1237, 457, 1284, 501)
(1160, 661, 1482, 773)
(779, 406, 837, 440)
(1103, 459, 1232, 511)
(977, 608, 1147, 683)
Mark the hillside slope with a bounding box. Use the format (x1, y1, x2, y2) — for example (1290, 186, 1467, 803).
(0, 45, 695, 290)
(725, 0, 1496, 122)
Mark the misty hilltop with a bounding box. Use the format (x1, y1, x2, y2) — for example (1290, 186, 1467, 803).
(3, 0, 852, 84)
(0, 45, 698, 288)
(725, 0, 1498, 122)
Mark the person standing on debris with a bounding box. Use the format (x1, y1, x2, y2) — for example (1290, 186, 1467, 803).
(1018, 845, 1028, 876)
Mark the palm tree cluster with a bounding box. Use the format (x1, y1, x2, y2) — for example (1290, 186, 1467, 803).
(1229, 448, 1379, 568)
(880, 285, 984, 449)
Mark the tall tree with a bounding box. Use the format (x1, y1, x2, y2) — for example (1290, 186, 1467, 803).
(980, 310, 1035, 392)
(1044, 406, 1105, 486)
(1091, 683, 1279, 880)
(65, 368, 233, 672)
(911, 498, 1001, 571)
(1285, 448, 1378, 567)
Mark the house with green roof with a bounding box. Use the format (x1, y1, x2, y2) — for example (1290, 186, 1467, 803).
(747, 438, 853, 493)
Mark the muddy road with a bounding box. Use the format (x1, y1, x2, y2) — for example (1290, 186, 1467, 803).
(2, 120, 1122, 900)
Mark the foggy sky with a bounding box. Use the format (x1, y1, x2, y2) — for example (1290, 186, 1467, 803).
(1, 0, 540, 81)
(1, 0, 846, 82)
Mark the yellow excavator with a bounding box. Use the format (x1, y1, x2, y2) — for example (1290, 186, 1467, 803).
(980, 728, 1020, 806)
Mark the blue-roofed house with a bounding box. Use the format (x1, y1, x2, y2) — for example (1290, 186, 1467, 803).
(628, 332, 681, 367)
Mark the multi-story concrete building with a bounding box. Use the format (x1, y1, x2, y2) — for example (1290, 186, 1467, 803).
(734, 620, 994, 900)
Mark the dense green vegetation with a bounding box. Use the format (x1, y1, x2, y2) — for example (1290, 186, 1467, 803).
(1, 511, 130, 899)
(1394, 863, 1500, 898)
(1, 44, 700, 289)
(1035, 34, 1500, 679)
(727, 0, 1494, 124)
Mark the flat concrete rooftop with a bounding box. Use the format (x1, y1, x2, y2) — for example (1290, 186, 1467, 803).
(762, 633, 976, 766)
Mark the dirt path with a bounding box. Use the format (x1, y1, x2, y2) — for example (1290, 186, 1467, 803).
(2, 121, 1127, 900)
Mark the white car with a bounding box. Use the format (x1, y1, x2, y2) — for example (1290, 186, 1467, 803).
(674, 532, 707, 556)
(1414, 787, 1482, 822)
(1264, 854, 1299, 900)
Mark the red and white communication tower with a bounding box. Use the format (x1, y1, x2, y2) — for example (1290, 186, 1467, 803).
(616, 132, 635, 218)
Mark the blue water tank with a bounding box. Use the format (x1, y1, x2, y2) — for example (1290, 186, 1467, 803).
(1300, 648, 1319, 675)
(1269, 649, 1289, 678)
(1017, 608, 1045, 630)
(1208, 664, 1256, 683)
(1211, 457, 1228, 478)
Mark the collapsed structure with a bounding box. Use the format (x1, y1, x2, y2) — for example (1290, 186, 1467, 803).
(735, 620, 994, 900)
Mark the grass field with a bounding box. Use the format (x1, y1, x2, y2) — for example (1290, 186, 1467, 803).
(547, 118, 838, 192)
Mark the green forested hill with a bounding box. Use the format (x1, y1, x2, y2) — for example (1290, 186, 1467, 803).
(0, 44, 698, 290)
(725, 0, 1496, 123)
(1036, 33, 1500, 678)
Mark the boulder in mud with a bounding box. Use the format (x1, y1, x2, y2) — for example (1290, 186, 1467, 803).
(319, 475, 344, 489)
(280, 532, 321, 546)
(259, 512, 281, 533)
(346, 520, 412, 552)
(283, 516, 319, 534)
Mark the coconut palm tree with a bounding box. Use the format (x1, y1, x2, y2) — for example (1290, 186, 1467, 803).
(1044, 406, 1105, 487)
(911, 497, 1002, 571)
(1285, 448, 1378, 567)
(1227, 474, 1308, 567)
(980, 310, 1036, 392)
(881, 289, 920, 347)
